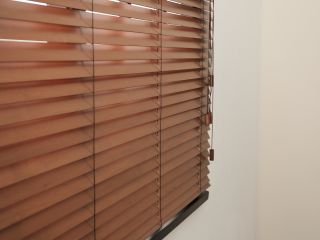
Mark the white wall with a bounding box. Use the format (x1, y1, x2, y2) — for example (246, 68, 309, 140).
(163, 1, 320, 240)
(165, 0, 261, 239)
(257, 1, 320, 240)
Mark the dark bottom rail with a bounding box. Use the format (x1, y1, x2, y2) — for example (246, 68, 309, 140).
(150, 191, 209, 240)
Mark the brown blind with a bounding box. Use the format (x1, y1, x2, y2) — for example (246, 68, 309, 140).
(0, 0, 213, 239)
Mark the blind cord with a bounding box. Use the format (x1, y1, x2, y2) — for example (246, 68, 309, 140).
(159, 0, 163, 226)
(91, 2, 97, 239)
(209, 0, 215, 161)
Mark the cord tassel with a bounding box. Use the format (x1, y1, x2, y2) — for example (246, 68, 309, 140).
(209, 75, 214, 87)
(209, 149, 214, 161)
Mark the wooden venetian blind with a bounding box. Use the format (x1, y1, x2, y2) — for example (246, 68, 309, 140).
(0, 0, 213, 239)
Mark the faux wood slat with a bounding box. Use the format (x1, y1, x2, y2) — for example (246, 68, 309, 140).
(0, 0, 212, 239)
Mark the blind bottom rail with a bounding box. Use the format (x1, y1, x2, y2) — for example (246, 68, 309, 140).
(150, 191, 209, 240)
